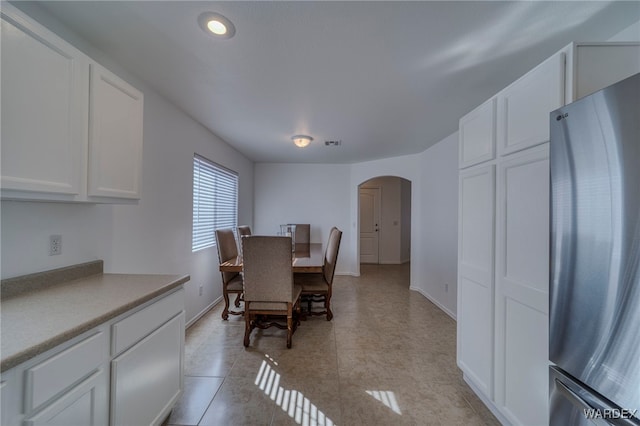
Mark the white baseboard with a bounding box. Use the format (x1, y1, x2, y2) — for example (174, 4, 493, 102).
(409, 285, 457, 321)
(462, 373, 512, 426)
(186, 296, 222, 329)
(336, 271, 360, 277)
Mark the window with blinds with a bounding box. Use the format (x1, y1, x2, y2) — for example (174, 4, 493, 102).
(192, 154, 238, 252)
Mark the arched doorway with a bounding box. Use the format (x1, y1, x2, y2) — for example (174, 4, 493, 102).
(358, 176, 412, 265)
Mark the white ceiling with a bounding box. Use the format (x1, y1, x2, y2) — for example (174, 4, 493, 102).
(29, 1, 640, 164)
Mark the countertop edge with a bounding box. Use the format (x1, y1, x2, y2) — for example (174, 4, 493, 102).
(1, 274, 190, 372)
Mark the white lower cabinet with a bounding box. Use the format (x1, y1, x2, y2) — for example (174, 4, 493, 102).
(1, 368, 21, 426)
(0, 288, 184, 426)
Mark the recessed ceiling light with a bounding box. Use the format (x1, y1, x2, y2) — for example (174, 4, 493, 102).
(198, 12, 235, 39)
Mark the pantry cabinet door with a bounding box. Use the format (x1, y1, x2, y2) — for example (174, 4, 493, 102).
(494, 144, 550, 426)
(88, 63, 143, 199)
(498, 53, 564, 156)
(457, 164, 495, 398)
(1, 9, 86, 196)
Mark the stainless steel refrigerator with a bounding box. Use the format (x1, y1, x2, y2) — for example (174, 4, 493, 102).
(549, 72, 640, 425)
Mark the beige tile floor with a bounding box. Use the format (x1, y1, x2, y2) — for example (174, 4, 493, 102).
(166, 264, 500, 426)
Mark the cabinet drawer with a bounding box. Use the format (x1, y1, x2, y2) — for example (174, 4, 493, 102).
(111, 289, 184, 356)
(25, 331, 107, 414)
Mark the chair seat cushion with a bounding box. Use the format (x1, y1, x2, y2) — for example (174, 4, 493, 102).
(295, 273, 329, 293)
(226, 275, 243, 291)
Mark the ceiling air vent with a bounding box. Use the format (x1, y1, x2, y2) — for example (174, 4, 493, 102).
(324, 140, 342, 147)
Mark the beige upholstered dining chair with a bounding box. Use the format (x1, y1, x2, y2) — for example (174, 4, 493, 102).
(295, 227, 342, 321)
(215, 228, 244, 320)
(242, 236, 302, 348)
(293, 224, 310, 245)
(237, 225, 252, 238)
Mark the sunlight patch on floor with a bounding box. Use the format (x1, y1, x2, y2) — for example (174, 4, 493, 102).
(366, 390, 402, 415)
(255, 355, 335, 426)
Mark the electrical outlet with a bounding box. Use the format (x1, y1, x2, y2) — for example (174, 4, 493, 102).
(199, 285, 203, 296)
(49, 235, 62, 256)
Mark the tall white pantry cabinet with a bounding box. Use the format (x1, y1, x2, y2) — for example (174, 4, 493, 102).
(457, 42, 640, 426)
(0, 4, 143, 203)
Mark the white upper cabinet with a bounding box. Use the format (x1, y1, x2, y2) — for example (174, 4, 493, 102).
(568, 43, 640, 102)
(0, 4, 143, 203)
(497, 53, 565, 157)
(0, 8, 87, 197)
(88, 64, 143, 199)
(459, 98, 497, 169)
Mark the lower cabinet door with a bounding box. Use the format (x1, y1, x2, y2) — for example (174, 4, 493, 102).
(111, 312, 184, 426)
(24, 369, 108, 426)
(457, 164, 496, 398)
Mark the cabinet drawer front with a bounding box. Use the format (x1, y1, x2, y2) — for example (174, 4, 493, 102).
(25, 332, 107, 414)
(112, 289, 184, 356)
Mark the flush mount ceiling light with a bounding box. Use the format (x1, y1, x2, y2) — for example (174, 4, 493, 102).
(292, 135, 313, 148)
(198, 12, 235, 39)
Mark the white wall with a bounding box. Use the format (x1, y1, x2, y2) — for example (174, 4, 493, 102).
(0, 4, 254, 325)
(400, 178, 412, 263)
(415, 133, 459, 318)
(608, 18, 640, 41)
(350, 154, 420, 276)
(253, 163, 351, 274)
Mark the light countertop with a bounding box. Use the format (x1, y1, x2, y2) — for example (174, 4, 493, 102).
(1, 272, 190, 372)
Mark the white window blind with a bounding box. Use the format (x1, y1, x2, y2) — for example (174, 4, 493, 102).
(192, 154, 238, 252)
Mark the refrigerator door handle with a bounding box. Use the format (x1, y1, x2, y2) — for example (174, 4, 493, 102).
(555, 379, 640, 426)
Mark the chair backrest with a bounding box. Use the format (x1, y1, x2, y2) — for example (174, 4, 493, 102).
(242, 236, 294, 303)
(293, 224, 310, 245)
(323, 227, 342, 284)
(215, 228, 239, 283)
(237, 226, 252, 238)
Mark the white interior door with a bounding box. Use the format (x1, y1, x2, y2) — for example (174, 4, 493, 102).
(359, 187, 380, 264)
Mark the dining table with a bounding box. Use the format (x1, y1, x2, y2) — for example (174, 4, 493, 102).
(219, 243, 324, 274)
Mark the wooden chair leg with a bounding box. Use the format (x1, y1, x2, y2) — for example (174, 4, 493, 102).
(286, 316, 292, 349)
(234, 293, 242, 308)
(286, 304, 293, 349)
(244, 310, 251, 347)
(325, 295, 333, 321)
(222, 288, 230, 320)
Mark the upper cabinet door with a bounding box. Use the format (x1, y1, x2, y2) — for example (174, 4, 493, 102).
(459, 98, 497, 169)
(497, 53, 565, 156)
(88, 63, 143, 199)
(0, 10, 87, 196)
